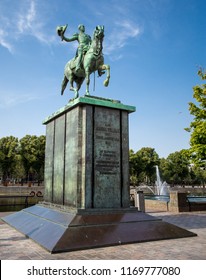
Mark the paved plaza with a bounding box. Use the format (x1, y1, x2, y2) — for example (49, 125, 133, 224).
(0, 210, 206, 260)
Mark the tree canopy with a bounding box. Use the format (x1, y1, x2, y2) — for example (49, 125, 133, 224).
(159, 149, 190, 186)
(129, 147, 160, 186)
(0, 135, 45, 185)
(19, 135, 46, 182)
(185, 68, 206, 166)
(0, 136, 19, 182)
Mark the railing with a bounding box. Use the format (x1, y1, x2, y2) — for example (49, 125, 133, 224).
(0, 191, 43, 210)
(187, 196, 206, 212)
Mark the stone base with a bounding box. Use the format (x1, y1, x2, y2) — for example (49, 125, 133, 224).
(3, 204, 197, 253)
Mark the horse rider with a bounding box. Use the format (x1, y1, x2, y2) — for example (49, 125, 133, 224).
(61, 24, 92, 72)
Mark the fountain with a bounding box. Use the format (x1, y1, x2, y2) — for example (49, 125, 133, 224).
(155, 165, 169, 195)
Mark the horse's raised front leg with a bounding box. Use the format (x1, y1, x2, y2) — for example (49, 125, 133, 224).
(98, 64, 110, 87)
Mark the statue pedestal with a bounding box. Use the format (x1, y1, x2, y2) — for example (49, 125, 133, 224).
(43, 96, 135, 210)
(3, 96, 196, 253)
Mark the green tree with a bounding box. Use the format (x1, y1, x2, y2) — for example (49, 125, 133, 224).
(185, 68, 206, 167)
(0, 136, 19, 185)
(129, 149, 145, 186)
(189, 165, 206, 188)
(160, 150, 190, 187)
(12, 155, 27, 184)
(19, 135, 46, 185)
(129, 147, 160, 185)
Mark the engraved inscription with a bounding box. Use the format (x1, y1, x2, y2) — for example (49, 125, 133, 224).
(94, 118, 121, 175)
(96, 126, 120, 142)
(93, 107, 121, 208)
(95, 150, 120, 175)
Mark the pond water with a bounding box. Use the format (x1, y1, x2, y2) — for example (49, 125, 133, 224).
(144, 195, 170, 202)
(187, 196, 206, 202)
(145, 195, 206, 203)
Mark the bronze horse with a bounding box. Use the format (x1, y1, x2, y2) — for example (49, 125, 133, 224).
(61, 26, 110, 98)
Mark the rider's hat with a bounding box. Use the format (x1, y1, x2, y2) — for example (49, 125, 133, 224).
(56, 24, 68, 36)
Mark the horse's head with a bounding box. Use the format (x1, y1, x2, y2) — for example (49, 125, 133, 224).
(91, 25, 104, 56)
(93, 25, 104, 41)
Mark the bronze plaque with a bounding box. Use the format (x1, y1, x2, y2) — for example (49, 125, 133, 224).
(93, 107, 121, 208)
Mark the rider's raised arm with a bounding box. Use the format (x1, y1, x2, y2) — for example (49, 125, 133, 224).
(62, 33, 78, 42)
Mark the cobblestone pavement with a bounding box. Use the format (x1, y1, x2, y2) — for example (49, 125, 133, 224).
(0, 211, 206, 260)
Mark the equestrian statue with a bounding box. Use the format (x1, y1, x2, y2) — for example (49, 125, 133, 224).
(57, 24, 110, 98)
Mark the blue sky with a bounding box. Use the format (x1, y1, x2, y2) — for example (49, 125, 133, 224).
(0, 0, 205, 158)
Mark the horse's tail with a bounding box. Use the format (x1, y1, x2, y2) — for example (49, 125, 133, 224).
(61, 75, 68, 95)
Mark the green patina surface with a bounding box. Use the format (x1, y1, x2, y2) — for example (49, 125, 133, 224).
(57, 24, 110, 97)
(43, 95, 136, 124)
(43, 96, 135, 209)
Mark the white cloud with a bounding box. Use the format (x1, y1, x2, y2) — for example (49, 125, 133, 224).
(16, 0, 55, 44)
(0, 0, 55, 53)
(0, 28, 14, 53)
(18, 0, 56, 44)
(77, 0, 142, 59)
(104, 20, 141, 56)
(17, 0, 36, 34)
(0, 92, 41, 108)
